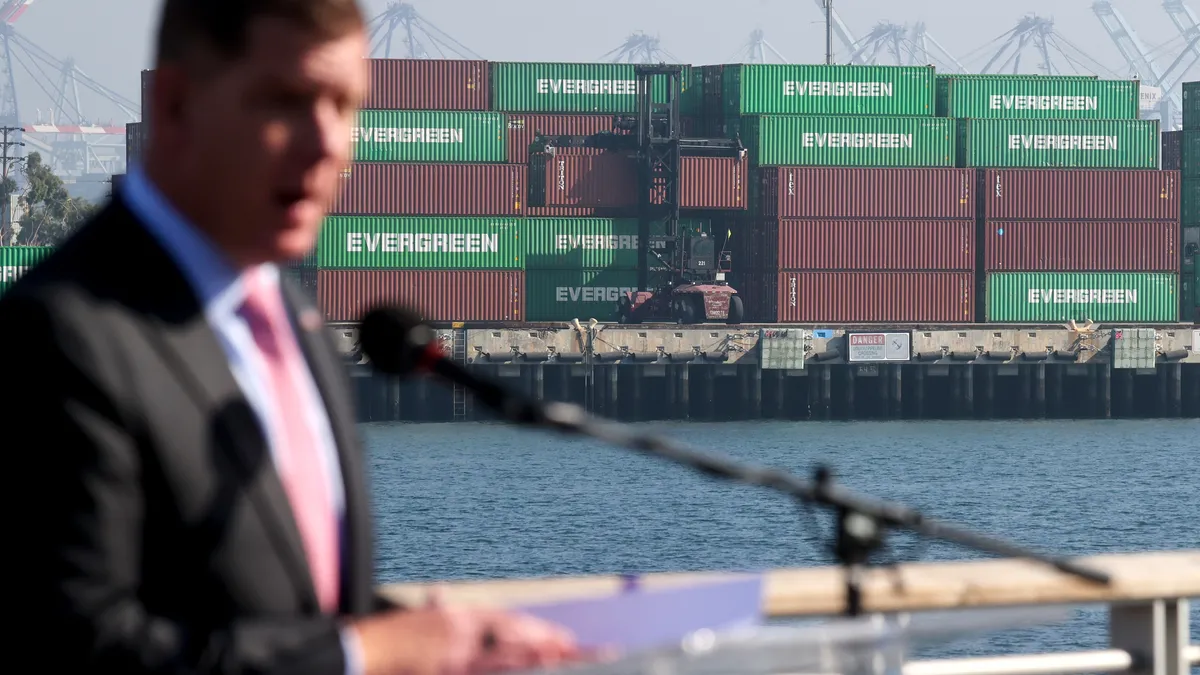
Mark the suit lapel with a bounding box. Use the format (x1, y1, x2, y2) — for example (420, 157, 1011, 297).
(282, 280, 374, 614)
(102, 203, 322, 612)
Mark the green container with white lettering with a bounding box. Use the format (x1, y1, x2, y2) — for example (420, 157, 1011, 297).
(318, 216, 523, 269)
(524, 268, 670, 321)
(737, 115, 955, 167)
(523, 217, 712, 270)
(353, 110, 507, 162)
(985, 272, 1178, 323)
(956, 118, 1159, 169)
(489, 62, 693, 113)
(715, 64, 935, 117)
(0, 245, 54, 296)
(937, 77, 1138, 120)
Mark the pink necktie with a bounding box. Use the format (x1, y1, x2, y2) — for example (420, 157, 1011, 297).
(239, 268, 340, 613)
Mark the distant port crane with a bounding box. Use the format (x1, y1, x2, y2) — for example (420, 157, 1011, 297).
(365, 1, 482, 59)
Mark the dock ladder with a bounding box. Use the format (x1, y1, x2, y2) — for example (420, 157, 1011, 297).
(451, 324, 468, 422)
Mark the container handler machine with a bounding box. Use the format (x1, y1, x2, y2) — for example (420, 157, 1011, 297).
(526, 65, 747, 325)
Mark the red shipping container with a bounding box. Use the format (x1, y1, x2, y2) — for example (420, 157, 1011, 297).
(540, 153, 639, 209)
(363, 59, 488, 110)
(983, 220, 1178, 272)
(733, 271, 975, 324)
(757, 167, 976, 219)
(330, 163, 524, 215)
(736, 219, 975, 271)
(982, 169, 1180, 221)
(507, 113, 627, 164)
(1162, 131, 1182, 171)
(318, 270, 524, 323)
(676, 157, 749, 210)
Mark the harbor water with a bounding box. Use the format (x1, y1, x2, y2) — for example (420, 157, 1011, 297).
(364, 418, 1199, 662)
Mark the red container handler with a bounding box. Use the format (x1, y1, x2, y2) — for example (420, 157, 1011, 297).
(981, 169, 1180, 221)
(330, 163, 524, 216)
(317, 270, 525, 323)
(737, 219, 975, 271)
(363, 59, 489, 110)
(507, 113, 627, 165)
(756, 167, 976, 219)
(733, 271, 975, 324)
(982, 220, 1179, 272)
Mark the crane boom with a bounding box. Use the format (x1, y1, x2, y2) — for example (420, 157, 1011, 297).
(1092, 1, 1183, 109)
(810, 0, 863, 64)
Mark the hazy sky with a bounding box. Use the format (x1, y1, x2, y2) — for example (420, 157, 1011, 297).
(12, 0, 1199, 124)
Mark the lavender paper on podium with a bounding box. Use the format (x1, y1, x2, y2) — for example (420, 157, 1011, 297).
(516, 575, 764, 652)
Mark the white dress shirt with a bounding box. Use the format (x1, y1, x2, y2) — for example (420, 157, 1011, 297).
(120, 165, 364, 675)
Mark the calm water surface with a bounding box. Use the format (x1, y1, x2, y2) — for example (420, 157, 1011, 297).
(362, 419, 1199, 660)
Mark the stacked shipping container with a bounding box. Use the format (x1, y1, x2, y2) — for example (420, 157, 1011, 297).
(0, 246, 53, 297)
(1181, 81, 1200, 321)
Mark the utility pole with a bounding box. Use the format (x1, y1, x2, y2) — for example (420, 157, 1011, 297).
(825, 0, 834, 65)
(1, 125, 24, 180)
(1, 126, 26, 242)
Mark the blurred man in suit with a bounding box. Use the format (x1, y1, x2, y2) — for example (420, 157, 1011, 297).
(0, 1, 580, 674)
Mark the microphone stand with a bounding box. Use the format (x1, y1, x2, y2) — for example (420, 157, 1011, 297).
(502, 399, 1111, 617)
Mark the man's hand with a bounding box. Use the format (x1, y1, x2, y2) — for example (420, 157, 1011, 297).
(349, 592, 583, 675)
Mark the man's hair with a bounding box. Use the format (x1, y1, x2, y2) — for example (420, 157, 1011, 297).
(154, 0, 364, 66)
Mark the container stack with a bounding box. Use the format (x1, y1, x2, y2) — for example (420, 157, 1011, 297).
(711, 64, 973, 323)
(1181, 81, 1200, 322)
(938, 73, 1178, 323)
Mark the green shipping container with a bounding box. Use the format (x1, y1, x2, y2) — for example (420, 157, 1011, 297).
(489, 62, 693, 113)
(1183, 81, 1200, 131)
(0, 246, 53, 287)
(719, 64, 935, 118)
(525, 268, 668, 321)
(937, 77, 1138, 120)
(523, 217, 711, 270)
(318, 217, 523, 269)
(353, 110, 506, 162)
(739, 115, 954, 167)
(1183, 182, 1200, 224)
(956, 118, 1159, 169)
(934, 74, 1098, 117)
(1181, 130, 1200, 178)
(985, 272, 1178, 323)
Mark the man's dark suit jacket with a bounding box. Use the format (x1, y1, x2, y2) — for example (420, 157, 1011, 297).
(0, 195, 395, 675)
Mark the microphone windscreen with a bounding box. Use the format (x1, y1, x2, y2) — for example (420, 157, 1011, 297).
(358, 305, 427, 376)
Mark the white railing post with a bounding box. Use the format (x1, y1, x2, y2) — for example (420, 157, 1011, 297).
(1109, 598, 1191, 675)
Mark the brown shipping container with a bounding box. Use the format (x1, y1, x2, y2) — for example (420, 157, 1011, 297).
(526, 206, 637, 218)
(363, 59, 488, 110)
(738, 219, 975, 271)
(677, 157, 749, 210)
(318, 270, 524, 323)
(734, 271, 975, 324)
(757, 167, 976, 219)
(542, 153, 639, 208)
(981, 169, 1180, 221)
(1162, 131, 1182, 171)
(507, 114, 628, 164)
(330, 163, 524, 215)
(983, 220, 1178, 272)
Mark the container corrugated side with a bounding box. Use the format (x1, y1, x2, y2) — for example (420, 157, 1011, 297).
(679, 157, 748, 210)
(735, 271, 975, 323)
(980, 169, 1180, 221)
(938, 78, 1138, 120)
(353, 110, 506, 163)
(935, 74, 1098, 117)
(364, 59, 489, 110)
(956, 118, 1159, 169)
(523, 217, 711, 270)
(757, 167, 974, 219)
(0, 246, 54, 284)
(489, 62, 693, 113)
(317, 216, 523, 269)
(330, 163, 524, 216)
(506, 113, 625, 164)
(317, 270, 524, 322)
(126, 123, 144, 163)
(985, 272, 1178, 322)
(1183, 82, 1200, 131)
(1162, 130, 1182, 170)
(720, 64, 935, 117)
(739, 219, 975, 271)
(537, 153, 639, 209)
(524, 268, 665, 322)
(982, 220, 1178, 272)
(741, 115, 954, 168)
(1183, 182, 1200, 224)
(1181, 130, 1200, 178)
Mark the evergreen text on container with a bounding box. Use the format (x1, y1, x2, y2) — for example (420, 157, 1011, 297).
(536, 79, 636, 95)
(1007, 135, 1118, 150)
(990, 95, 1098, 111)
(344, 232, 499, 253)
(1026, 288, 1139, 304)
(555, 286, 636, 302)
(802, 133, 913, 148)
(782, 81, 894, 96)
(351, 127, 464, 143)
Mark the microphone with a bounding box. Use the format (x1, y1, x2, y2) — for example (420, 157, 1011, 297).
(357, 305, 1112, 608)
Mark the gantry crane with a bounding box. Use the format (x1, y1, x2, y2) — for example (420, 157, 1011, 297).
(365, 1, 482, 59)
(809, 0, 965, 72)
(526, 66, 746, 325)
(600, 33, 679, 64)
(729, 29, 789, 64)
